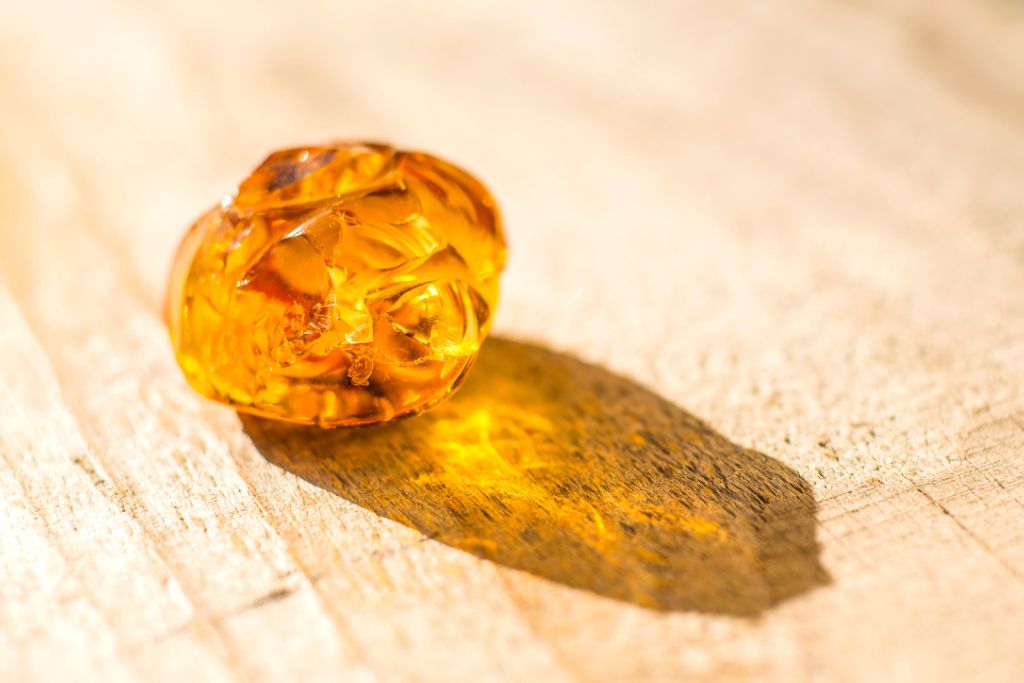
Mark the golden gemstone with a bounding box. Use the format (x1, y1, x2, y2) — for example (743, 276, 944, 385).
(166, 142, 506, 426)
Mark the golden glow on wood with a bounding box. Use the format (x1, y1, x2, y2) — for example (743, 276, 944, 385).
(247, 339, 828, 614)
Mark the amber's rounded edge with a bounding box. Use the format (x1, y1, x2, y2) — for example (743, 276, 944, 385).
(402, 149, 509, 274)
(225, 351, 481, 429)
(164, 203, 223, 401)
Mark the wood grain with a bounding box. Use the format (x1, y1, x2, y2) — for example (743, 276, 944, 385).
(1, 0, 1023, 681)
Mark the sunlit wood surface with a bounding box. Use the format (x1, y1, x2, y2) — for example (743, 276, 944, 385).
(1, 1, 1023, 681)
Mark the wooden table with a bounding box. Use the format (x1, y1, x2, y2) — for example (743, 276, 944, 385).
(2, 1, 1023, 681)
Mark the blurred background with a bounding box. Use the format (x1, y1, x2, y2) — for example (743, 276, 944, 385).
(2, 1, 1024, 682)
(3, 0, 1023, 471)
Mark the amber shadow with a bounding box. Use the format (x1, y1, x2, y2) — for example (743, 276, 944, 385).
(242, 338, 829, 616)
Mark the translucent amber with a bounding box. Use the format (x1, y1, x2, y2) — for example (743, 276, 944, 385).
(166, 142, 506, 426)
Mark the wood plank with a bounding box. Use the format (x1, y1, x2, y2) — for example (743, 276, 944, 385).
(1, 0, 1023, 681)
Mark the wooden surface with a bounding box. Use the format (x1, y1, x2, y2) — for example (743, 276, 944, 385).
(2, 0, 1024, 681)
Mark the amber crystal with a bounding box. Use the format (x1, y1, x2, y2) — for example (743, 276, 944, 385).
(166, 142, 506, 426)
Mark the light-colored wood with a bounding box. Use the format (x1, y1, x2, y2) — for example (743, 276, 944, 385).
(1, 0, 1023, 681)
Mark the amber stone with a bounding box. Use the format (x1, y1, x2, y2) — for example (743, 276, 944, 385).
(166, 142, 506, 426)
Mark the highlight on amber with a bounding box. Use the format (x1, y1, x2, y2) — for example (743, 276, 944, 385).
(166, 141, 507, 427)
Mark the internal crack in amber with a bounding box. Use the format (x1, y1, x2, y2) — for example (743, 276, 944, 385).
(166, 141, 506, 427)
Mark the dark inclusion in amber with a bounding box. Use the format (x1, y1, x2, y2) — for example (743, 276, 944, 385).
(166, 142, 506, 426)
